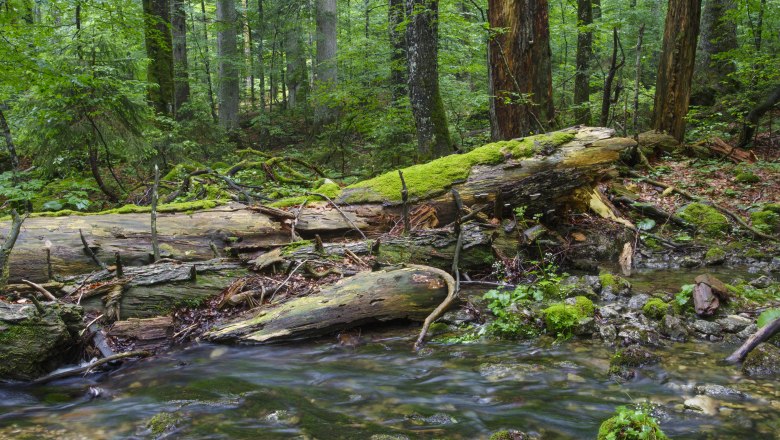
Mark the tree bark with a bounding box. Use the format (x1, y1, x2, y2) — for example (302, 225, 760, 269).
(737, 84, 780, 147)
(172, 0, 190, 118)
(216, 0, 240, 131)
(142, 0, 175, 115)
(285, 15, 308, 110)
(652, 0, 702, 142)
(257, 0, 266, 112)
(314, 0, 338, 122)
(388, 0, 407, 104)
(573, 0, 593, 125)
(488, 0, 554, 139)
(200, 0, 218, 122)
(0, 104, 19, 169)
(405, 0, 452, 159)
(204, 266, 451, 343)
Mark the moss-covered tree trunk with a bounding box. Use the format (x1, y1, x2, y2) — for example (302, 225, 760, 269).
(405, 0, 452, 159)
(652, 0, 702, 142)
(488, 0, 554, 139)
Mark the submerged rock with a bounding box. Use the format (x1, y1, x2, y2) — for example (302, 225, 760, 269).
(608, 345, 660, 380)
(684, 395, 720, 416)
(742, 343, 780, 377)
(694, 384, 748, 401)
(716, 315, 752, 334)
(660, 315, 688, 341)
(691, 319, 723, 337)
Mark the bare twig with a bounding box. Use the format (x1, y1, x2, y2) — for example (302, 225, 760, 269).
(726, 317, 780, 363)
(79, 228, 107, 270)
(399, 170, 410, 234)
(21, 279, 57, 301)
(270, 259, 307, 302)
(151, 164, 161, 262)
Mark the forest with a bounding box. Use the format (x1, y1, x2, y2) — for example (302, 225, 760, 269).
(0, 0, 779, 438)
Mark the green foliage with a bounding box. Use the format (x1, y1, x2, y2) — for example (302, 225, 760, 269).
(597, 405, 668, 440)
(757, 308, 780, 328)
(673, 284, 695, 313)
(750, 210, 780, 234)
(642, 298, 670, 320)
(0, 171, 44, 211)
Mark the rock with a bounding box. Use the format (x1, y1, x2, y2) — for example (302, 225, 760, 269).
(642, 298, 670, 320)
(749, 275, 773, 289)
(680, 257, 700, 268)
(573, 317, 596, 336)
(694, 274, 729, 300)
(489, 430, 532, 440)
(684, 395, 720, 416)
(598, 305, 622, 320)
(692, 319, 722, 336)
(737, 324, 758, 339)
(0, 302, 84, 381)
(661, 315, 688, 341)
(561, 276, 598, 299)
(627, 294, 650, 311)
(599, 324, 617, 342)
(742, 343, 780, 377)
(583, 275, 602, 291)
(716, 315, 752, 333)
(694, 384, 748, 401)
(703, 247, 726, 266)
(677, 203, 730, 237)
(439, 307, 479, 326)
(608, 345, 660, 380)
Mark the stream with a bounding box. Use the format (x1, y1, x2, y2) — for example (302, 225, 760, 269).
(1, 269, 779, 439)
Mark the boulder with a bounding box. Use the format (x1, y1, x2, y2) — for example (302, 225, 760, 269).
(742, 343, 780, 377)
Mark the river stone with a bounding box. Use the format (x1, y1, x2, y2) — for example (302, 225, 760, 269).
(694, 384, 748, 401)
(749, 275, 773, 289)
(574, 317, 596, 336)
(627, 294, 650, 310)
(742, 343, 780, 377)
(680, 257, 700, 268)
(599, 324, 617, 342)
(561, 276, 597, 299)
(598, 304, 621, 320)
(661, 315, 688, 341)
(0, 302, 84, 381)
(583, 275, 602, 291)
(717, 315, 752, 333)
(684, 395, 720, 416)
(608, 344, 660, 381)
(692, 319, 722, 336)
(737, 324, 758, 339)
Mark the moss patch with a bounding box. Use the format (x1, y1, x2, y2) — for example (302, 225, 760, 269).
(642, 298, 670, 320)
(341, 132, 575, 203)
(270, 180, 343, 208)
(677, 203, 730, 236)
(597, 406, 668, 440)
(704, 247, 726, 265)
(751, 210, 779, 235)
(542, 296, 595, 335)
(735, 172, 760, 184)
(146, 412, 183, 436)
(12, 199, 226, 219)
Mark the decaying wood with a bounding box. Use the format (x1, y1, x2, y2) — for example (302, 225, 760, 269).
(693, 282, 719, 316)
(108, 316, 174, 351)
(0, 210, 23, 288)
(726, 316, 780, 363)
(706, 137, 757, 163)
(204, 265, 451, 343)
(20, 279, 58, 302)
(151, 164, 161, 262)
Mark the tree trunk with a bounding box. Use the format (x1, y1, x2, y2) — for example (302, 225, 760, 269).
(172, 0, 190, 118)
(200, 0, 218, 122)
(0, 104, 19, 169)
(216, 0, 240, 131)
(314, 0, 338, 121)
(692, 0, 737, 105)
(652, 0, 702, 142)
(487, 0, 554, 139)
(600, 28, 625, 127)
(204, 266, 451, 343)
(143, 0, 175, 115)
(405, 0, 452, 159)
(285, 16, 308, 110)
(257, 0, 266, 112)
(573, 0, 593, 125)
(388, 0, 407, 103)
(737, 84, 780, 147)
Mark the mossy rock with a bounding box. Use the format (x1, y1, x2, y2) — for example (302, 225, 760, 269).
(642, 298, 670, 320)
(735, 172, 760, 184)
(541, 296, 595, 335)
(599, 272, 631, 293)
(637, 130, 679, 155)
(742, 343, 780, 377)
(608, 345, 660, 380)
(704, 247, 726, 265)
(751, 210, 780, 235)
(146, 411, 184, 436)
(597, 406, 668, 440)
(677, 203, 730, 236)
(339, 132, 575, 204)
(489, 430, 530, 440)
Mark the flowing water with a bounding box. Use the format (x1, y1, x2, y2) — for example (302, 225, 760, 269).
(1, 270, 779, 439)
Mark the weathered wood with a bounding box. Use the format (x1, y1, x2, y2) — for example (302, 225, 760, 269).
(0, 302, 84, 381)
(693, 282, 719, 316)
(204, 265, 451, 343)
(108, 316, 173, 351)
(726, 317, 780, 363)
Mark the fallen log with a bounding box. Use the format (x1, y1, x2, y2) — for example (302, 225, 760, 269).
(204, 265, 451, 343)
(726, 316, 780, 363)
(0, 127, 631, 282)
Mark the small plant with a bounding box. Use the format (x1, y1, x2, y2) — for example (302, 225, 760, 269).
(597, 404, 668, 440)
(673, 284, 694, 313)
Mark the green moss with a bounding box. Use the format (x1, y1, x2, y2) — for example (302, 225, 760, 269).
(597, 406, 668, 440)
(763, 203, 780, 214)
(751, 210, 780, 234)
(147, 412, 182, 436)
(342, 132, 575, 203)
(542, 296, 595, 335)
(677, 203, 730, 236)
(704, 247, 726, 264)
(735, 172, 760, 184)
(19, 199, 225, 219)
(281, 239, 314, 255)
(599, 272, 616, 289)
(642, 298, 670, 320)
(489, 430, 525, 440)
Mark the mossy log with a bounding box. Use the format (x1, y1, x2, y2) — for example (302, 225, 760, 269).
(0, 302, 84, 381)
(0, 127, 629, 283)
(204, 265, 450, 343)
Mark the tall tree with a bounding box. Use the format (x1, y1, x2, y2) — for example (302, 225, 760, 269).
(285, 9, 308, 110)
(256, 0, 266, 112)
(693, 0, 737, 103)
(652, 0, 702, 141)
(171, 0, 190, 118)
(388, 0, 407, 104)
(0, 105, 19, 169)
(405, 0, 452, 159)
(488, 0, 554, 139)
(216, 0, 239, 130)
(314, 0, 337, 120)
(573, 0, 593, 125)
(142, 0, 175, 115)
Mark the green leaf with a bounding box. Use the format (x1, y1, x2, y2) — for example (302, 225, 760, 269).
(757, 308, 780, 328)
(637, 218, 656, 231)
(42, 200, 64, 211)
